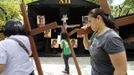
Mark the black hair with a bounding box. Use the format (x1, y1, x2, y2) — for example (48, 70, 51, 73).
(60, 32, 68, 40)
(3, 19, 26, 37)
(88, 8, 117, 31)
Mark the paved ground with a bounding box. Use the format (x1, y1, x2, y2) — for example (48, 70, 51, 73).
(33, 57, 134, 75)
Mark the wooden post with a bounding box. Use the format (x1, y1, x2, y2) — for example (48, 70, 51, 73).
(28, 36, 44, 75)
(63, 26, 82, 75)
(20, 0, 44, 75)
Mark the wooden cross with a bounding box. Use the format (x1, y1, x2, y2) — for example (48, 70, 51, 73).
(69, 0, 134, 36)
(60, 14, 82, 75)
(20, 0, 58, 75)
(99, 0, 134, 27)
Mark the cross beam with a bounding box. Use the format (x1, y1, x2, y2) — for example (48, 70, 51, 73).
(115, 15, 134, 27)
(69, 27, 92, 36)
(30, 22, 57, 36)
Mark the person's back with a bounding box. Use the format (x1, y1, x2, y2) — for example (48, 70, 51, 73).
(0, 35, 33, 75)
(60, 39, 71, 55)
(0, 19, 34, 75)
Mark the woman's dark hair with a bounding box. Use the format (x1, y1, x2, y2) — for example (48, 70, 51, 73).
(61, 32, 67, 40)
(3, 19, 26, 37)
(88, 8, 117, 31)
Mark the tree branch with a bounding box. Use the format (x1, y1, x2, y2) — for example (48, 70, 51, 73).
(118, 1, 127, 16)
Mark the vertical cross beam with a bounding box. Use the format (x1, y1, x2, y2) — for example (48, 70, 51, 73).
(61, 14, 82, 75)
(20, 0, 43, 75)
(99, 0, 111, 14)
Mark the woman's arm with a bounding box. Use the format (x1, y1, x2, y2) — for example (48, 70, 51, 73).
(60, 44, 64, 49)
(109, 51, 127, 75)
(81, 25, 91, 50)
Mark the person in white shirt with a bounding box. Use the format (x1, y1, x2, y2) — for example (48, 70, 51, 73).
(0, 19, 34, 75)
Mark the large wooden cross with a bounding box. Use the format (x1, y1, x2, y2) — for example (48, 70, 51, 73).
(20, 0, 58, 75)
(69, 0, 134, 36)
(20, 0, 81, 75)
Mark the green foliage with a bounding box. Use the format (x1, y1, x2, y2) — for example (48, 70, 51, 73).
(87, 0, 134, 17)
(110, 0, 134, 17)
(0, 1, 20, 31)
(0, 0, 134, 27)
(0, 0, 37, 29)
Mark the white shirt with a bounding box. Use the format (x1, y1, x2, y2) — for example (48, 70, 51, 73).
(0, 35, 34, 75)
